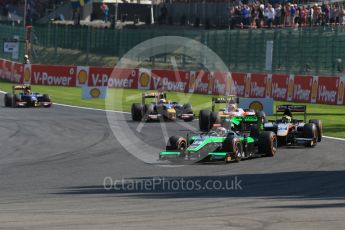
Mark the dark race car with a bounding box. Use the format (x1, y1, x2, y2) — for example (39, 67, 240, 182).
(4, 85, 52, 108)
(199, 96, 266, 132)
(263, 105, 322, 147)
(159, 115, 277, 164)
(131, 91, 194, 122)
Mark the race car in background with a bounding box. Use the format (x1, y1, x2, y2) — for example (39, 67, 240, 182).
(199, 96, 266, 131)
(263, 105, 322, 147)
(4, 85, 52, 108)
(159, 114, 277, 163)
(131, 91, 194, 122)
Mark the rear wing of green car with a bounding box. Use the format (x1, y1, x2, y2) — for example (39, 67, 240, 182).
(230, 115, 260, 126)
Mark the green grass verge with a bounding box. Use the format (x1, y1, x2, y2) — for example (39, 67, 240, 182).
(1, 80, 344, 138)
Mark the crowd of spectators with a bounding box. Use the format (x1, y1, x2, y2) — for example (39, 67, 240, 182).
(0, 0, 68, 21)
(228, 1, 345, 29)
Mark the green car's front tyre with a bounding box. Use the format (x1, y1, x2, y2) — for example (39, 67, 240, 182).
(232, 141, 243, 163)
(166, 136, 187, 151)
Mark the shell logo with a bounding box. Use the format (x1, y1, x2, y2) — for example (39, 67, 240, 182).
(90, 88, 101, 98)
(78, 70, 88, 85)
(249, 101, 264, 111)
(139, 72, 150, 87)
(24, 67, 31, 82)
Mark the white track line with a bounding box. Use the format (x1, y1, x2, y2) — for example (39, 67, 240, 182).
(53, 103, 130, 114)
(323, 136, 345, 141)
(1, 89, 345, 141)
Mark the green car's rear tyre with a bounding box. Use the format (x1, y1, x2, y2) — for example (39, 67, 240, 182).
(199, 110, 211, 132)
(210, 112, 220, 127)
(258, 131, 277, 157)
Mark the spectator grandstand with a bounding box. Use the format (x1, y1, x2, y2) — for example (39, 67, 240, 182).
(3, 0, 345, 29)
(0, 0, 69, 22)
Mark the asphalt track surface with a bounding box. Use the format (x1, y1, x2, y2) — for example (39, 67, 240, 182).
(1, 94, 345, 229)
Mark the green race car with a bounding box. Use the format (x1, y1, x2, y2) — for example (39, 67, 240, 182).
(159, 115, 277, 163)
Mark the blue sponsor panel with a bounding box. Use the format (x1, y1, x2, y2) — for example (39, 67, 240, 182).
(239, 98, 273, 115)
(81, 86, 107, 99)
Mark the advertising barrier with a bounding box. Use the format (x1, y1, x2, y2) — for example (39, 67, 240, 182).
(1, 58, 345, 105)
(151, 69, 189, 93)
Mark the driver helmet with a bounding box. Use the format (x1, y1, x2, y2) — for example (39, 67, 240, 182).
(216, 127, 227, 136)
(227, 99, 237, 112)
(24, 86, 31, 94)
(282, 115, 292, 123)
(158, 99, 166, 104)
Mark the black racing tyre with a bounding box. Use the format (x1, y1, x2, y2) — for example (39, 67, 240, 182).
(42, 94, 52, 107)
(233, 141, 243, 163)
(303, 123, 317, 147)
(258, 131, 277, 157)
(143, 103, 154, 120)
(42, 94, 51, 102)
(182, 103, 194, 122)
(250, 124, 260, 139)
(166, 136, 187, 151)
(4, 93, 13, 107)
(183, 103, 192, 111)
(131, 103, 143, 121)
(222, 136, 242, 162)
(210, 111, 220, 127)
(199, 110, 211, 131)
(309, 119, 322, 142)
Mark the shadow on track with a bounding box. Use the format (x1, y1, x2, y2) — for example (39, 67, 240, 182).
(56, 170, 345, 203)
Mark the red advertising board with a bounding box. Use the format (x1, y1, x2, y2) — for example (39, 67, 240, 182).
(1, 57, 345, 105)
(31, 65, 76, 86)
(317, 76, 339, 104)
(11, 62, 23, 83)
(231, 72, 246, 97)
(189, 71, 209, 94)
(249, 73, 267, 98)
(292, 75, 313, 103)
(212, 72, 227, 95)
(271, 74, 289, 101)
(151, 69, 189, 93)
(109, 68, 138, 89)
(0, 59, 4, 80)
(87, 67, 111, 87)
(2, 60, 12, 81)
